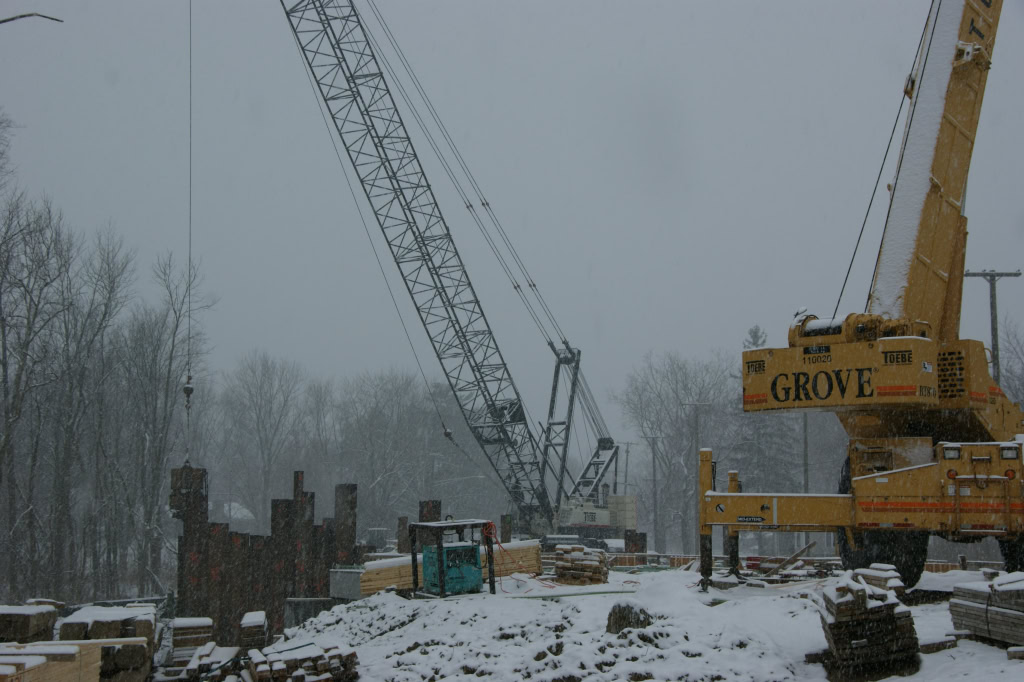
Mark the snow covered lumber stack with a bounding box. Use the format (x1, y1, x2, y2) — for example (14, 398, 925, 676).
(58, 605, 156, 649)
(1, 637, 151, 682)
(949, 571, 1024, 645)
(820, 573, 919, 673)
(359, 539, 541, 595)
(851, 564, 905, 597)
(182, 643, 239, 680)
(0, 606, 57, 643)
(240, 611, 269, 650)
(171, 617, 214, 667)
(554, 545, 608, 586)
(255, 641, 358, 681)
(0, 642, 100, 682)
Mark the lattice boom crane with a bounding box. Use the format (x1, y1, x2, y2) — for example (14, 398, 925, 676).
(281, 0, 625, 535)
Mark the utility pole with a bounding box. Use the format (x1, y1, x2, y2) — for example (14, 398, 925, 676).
(965, 270, 1021, 384)
(643, 436, 663, 554)
(802, 413, 809, 551)
(686, 403, 712, 555)
(617, 441, 635, 495)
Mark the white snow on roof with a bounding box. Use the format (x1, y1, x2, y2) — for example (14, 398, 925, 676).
(869, 0, 965, 318)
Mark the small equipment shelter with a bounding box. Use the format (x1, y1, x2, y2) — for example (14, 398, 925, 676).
(408, 519, 497, 597)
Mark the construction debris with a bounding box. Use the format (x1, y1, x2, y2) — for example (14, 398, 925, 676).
(949, 570, 1024, 645)
(819, 571, 919, 674)
(0, 606, 57, 644)
(553, 545, 608, 586)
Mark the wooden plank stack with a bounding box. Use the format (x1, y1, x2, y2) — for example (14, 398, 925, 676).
(819, 572, 919, 674)
(0, 644, 98, 682)
(182, 643, 240, 680)
(359, 540, 542, 595)
(850, 563, 906, 598)
(949, 570, 1024, 645)
(0, 606, 57, 644)
(53, 638, 149, 682)
(255, 641, 358, 681)
(170, 618, 214, 668)
(57, 605, 155, 681)
(240, 611, 269, 651)
(553, 545, 608, 586)
(1, 638, 153, 682)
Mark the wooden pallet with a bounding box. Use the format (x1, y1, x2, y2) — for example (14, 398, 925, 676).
(947, 572, 1024, 646)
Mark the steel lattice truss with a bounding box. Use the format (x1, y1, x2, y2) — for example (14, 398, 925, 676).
(283, 0, 553, 522)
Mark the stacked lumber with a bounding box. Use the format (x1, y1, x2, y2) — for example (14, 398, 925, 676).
(819, 572, 919, 673)
(0, 644, 97, 682)
(59, 605, 156, 649)
(21, 600, 63, 611)
(553, 545, 608, 586)
(170, 618, 213, 667)
(853, 564, 906, 598)
(58, 605, 155, 681)
(183, 643, 240, 680)
(949, 571, 1024, 645)
(240, 612, 268, 651)
(0, 607, 57, 644)
(256, 641, 357, 681)
(359, 540, 541, 595)
(4, 638, 150, 682)
(0, 654, 48, 682)
(50, 638, 148, 682)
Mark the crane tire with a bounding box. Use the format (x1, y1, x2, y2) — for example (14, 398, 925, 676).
(836, 458, 929, 586)
(999, 537, 1024, 573)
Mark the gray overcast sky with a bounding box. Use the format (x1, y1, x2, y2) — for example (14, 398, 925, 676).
(2, 1, 1023, 453)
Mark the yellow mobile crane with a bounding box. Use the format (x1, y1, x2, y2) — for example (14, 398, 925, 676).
(699, 0, 1021, 586)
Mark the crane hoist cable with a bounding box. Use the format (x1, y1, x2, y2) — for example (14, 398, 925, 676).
(365, 1, 617, 446)
(182, 0, 195, 463)
(832, 1, 933, 321)
(362, 26, 555, 351)
(365, 0, 571, 346)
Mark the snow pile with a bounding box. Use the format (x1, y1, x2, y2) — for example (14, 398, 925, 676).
(260, 568, 1024, 680)
(283, 572, 825, 680)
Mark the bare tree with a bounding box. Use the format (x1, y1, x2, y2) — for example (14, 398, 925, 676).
(1, 196, 74, 598)
(221, 350, 305, 531)
(0, 108, 13, 193)
(45, 229, 134, 598)
(112, 254, 208, 595)
(617, 351, 736, 554)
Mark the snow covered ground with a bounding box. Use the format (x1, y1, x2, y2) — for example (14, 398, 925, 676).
(277, 569, 1022, 681)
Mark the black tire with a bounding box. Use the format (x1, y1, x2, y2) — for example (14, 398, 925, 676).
(999, 537, 1024, 573)
(836, 458, 930, 586)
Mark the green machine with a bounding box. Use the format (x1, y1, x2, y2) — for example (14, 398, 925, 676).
(422, 542, 482, 596)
